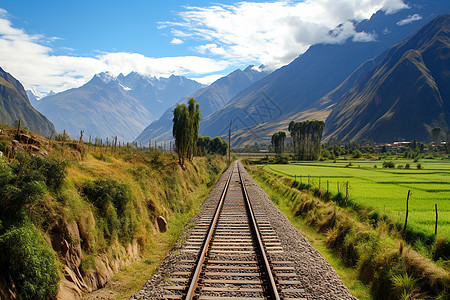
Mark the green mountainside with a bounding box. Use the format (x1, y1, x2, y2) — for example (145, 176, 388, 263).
(324, 14, 450, 142)
(0, 67, 56, 137)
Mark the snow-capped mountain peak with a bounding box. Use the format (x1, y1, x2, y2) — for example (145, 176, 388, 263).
(96, 71, 116, 84)
(28, 87, 46, 100)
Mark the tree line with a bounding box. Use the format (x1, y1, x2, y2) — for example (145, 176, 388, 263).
(271, 120, 325, 160)
(288, 120, 325, 160)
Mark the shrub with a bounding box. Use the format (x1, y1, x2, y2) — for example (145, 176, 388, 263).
(405, 163, 410, 169)
(274, 155, 289, 164)
(0, 156, 46, 223)
(28, 156, 68, 190)
(417, 163, 423, 170)
(382, 161, 395, 168)
(82, 179, 134, 242)
(82, 179, 131, 215)
(433, 237, 450, 260)
(0, 140, 7, 153)
(0, 222, 59, 299)
(353, 150, 362, 158)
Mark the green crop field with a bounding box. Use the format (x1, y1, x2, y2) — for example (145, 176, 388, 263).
(261, 159, 450, 240)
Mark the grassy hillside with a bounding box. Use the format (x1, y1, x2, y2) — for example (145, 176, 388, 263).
(0, 127, 227, 299)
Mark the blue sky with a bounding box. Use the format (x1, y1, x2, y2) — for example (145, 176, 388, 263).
(0, 0, 409, 94)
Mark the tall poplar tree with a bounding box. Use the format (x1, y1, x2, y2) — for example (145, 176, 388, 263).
(288, 120, 324, 160)
(271, 131, 286, 156)
(173, 98, 201, 167)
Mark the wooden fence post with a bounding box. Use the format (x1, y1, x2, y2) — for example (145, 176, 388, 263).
(402, 190, 411, 238)
(435, 203, 438, 235)
(345, 181, 349, 206)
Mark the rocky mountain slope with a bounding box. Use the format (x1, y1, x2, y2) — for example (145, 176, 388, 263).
(0, 67, 56, 137)
(323, 14, 450, 142)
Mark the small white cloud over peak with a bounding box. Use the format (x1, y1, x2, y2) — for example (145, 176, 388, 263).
(170, 38, 184, 44)
(190, 74, 225, 85)
(397, 14, 422, 26)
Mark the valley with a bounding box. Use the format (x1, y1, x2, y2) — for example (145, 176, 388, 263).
(0, 1, 449, 299)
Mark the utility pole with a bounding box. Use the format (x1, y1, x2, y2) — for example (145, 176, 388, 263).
(228, 120, 232, 164)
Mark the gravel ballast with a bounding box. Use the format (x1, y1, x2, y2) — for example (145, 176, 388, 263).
(131, 162, 357, 299)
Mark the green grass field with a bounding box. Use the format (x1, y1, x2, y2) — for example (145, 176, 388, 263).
(261, 159, 450, 240)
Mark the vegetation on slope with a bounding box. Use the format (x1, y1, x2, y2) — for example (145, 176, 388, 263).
(0, 126, 227, 299)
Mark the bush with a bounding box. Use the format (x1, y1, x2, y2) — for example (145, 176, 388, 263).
(0, 157, 46, 224)
(83, 179, 131, 215)
(274, 155, 289, 164)
(382, 161, 395, 168)
(417, 163, 423, 170)
(353, 150, 362, 158)
(0, 140, 7, 153)
(82, 179, 134, 242)
(0, 222, 59, 299)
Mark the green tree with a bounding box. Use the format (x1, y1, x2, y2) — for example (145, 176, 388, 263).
(173, 98, 201, 167)
(431, 127, 441, 144)
(187, 98, 201, 161)
(271, 131, 286, 156)
(288, 120, 325, 160)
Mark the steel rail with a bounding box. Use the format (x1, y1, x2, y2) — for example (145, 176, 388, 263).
(238, 162, 281, 300)
(185, 163, 234, 299)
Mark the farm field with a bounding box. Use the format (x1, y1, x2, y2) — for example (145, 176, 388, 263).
(261, 159, 450, 240)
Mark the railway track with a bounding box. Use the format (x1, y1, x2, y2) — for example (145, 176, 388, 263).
(162, 161, 307, 300)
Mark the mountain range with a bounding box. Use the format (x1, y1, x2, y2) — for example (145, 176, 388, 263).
(2, 0, 449, 146)
(323, 14, 450, 142)
(134, 65, 269, 144)
(35, 72, 204, 141)
(0, 67, 56, 137)
(198, 0, 450, 146)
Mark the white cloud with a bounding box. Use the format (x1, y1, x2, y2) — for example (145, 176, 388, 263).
(170, 37, 184, 44)
(164, 0, 407, 68)
(190, 74, 226, 85)
(0, 11, 230, 94)
(397, 14, 422, 26)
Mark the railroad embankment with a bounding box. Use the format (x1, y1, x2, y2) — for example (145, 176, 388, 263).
(0, 127, 227, 299)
